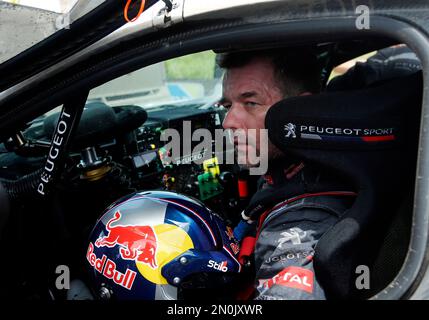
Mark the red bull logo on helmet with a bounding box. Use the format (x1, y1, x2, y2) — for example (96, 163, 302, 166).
(87, 243, 137, 290)
(95, 211, 158, 269)
(89, 207, 195, 286)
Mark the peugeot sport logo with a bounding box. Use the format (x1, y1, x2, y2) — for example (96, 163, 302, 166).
(278, 228, 307, 247)
(284, 123, 297, 139)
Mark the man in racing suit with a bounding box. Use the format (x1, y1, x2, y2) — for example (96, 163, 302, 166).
(247, 161, 355, 299)
(218, 49, 355, 300)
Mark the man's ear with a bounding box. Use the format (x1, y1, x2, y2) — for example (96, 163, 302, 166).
(299, 91, 312, 96)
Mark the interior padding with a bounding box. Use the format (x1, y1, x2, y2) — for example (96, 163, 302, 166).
(265, 71, 423, 298)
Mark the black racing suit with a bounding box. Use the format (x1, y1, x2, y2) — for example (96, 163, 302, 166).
(236, 161, 355, 300)
(254, 194, 353, 300)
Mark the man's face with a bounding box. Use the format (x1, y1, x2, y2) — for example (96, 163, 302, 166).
(221, 57, 284, 166)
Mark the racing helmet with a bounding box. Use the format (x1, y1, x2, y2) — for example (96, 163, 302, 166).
(86, 191, 242, 300)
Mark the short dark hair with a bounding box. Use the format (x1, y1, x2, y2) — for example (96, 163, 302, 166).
(216, 48, 321, 97)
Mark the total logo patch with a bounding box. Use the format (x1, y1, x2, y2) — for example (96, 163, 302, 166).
(258, 266, 314, 293)
(207, 260, 228, 272)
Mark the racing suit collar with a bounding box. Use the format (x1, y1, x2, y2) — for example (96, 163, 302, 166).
(262, 159, 305, 187)
(244, 159, 353, 222)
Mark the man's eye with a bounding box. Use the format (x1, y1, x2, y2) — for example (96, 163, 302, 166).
(245, 101, 258, 107)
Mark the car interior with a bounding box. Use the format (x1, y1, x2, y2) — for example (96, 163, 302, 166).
(0, 22, 424, 300)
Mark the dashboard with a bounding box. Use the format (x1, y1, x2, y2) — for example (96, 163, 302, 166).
(0, 100, 258, 299)
(0, 101, 252, 224)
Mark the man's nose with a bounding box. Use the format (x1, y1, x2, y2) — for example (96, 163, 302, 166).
(222, 105, 243, 130)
